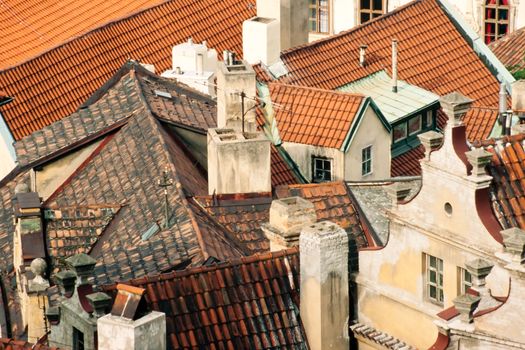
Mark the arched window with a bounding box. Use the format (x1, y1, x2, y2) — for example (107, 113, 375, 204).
(308, 0, 329, 33)
(484, 0, 510, 43)
(359, 0, 384, 24)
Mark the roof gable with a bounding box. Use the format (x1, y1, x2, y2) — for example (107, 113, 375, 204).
(268, 82, 366, 149)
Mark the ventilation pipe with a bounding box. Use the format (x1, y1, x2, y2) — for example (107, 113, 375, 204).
(196, 53, 203, 76)
(359, 45, 367, 67)
(392, 39, 398, 93)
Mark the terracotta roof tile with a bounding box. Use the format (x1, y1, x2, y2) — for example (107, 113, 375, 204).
(472, 133, 525, 230)
(278, 0, 502, 141)
(0, 0, 163, 70)
(0, 0, 255, 140)
(0, 338, 58, 350)
(270, 145, 303, 187)
(489, 26, 525, 74)
(101, 248, 306, 350)
(391, 145, 425, 177)
(268, 83, 364, 148)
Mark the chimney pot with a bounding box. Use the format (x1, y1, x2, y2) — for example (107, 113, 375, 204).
(392, 39, 398, 93)
(439, 92, 474, 125)
(501, 227, 525, 263)
(452, 294, 481, 323)
(66, 253, 96, 285)
(87, 292, 112, 318)
(499, 83, 507, 114)
(465, 148, 492, 177)
(359, 45, 367, 67)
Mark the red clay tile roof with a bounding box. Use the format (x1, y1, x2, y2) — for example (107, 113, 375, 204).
(192, 181, 371, 256)
(270, 145, 302, 187)
(472, 133, 525, 229)
(268, 82, 365, 148)
(489, 26, 525, 74)
(278, 0, 503, 141)
(0, 338, 58, 350)
(0, 0, 255, 140)
(0, 0, 164, 70)
(275, 182, 371, 247)
(101, 248, 307, 350)
(391, 145, 425, 177)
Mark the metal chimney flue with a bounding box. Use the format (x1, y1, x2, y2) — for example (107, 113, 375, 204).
(392, 39, 398, 93)
(359, 45, 368, 67)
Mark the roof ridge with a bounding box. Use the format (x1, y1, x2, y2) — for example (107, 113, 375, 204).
(280, 0, 425, 57)
(123, 246, 299, 284)
(269, 81, 365, 98)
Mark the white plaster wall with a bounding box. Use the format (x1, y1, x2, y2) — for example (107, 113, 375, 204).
(281, 142, 344, 182)
(333, 0, 356, 34)
(35, 140, 102, 201)
(344, 106, 390, 181)
(0, 111, 15, 180)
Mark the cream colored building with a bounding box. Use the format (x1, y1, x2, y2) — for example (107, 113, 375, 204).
(308, 0, 525, 45)
(353, 93, 511, 349)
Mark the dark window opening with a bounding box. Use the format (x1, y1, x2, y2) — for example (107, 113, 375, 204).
(312, 157, 332, 182)
(359, 0, 384, 24)
(484, 0, 510, 44)
(73, 327, 85, 350)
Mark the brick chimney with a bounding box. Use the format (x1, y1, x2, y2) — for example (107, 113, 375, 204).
(216, 57, 257, 132)
(300, 221, 349, 350)
(243, 17, 280, 65)
(262, 197, 317, 251)
(207, 128, 271, 195)
(256, 0, 308, 51)
(98, 284, 166, 350)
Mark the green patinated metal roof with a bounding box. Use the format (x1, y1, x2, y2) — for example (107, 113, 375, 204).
(337, 70, 439, 124)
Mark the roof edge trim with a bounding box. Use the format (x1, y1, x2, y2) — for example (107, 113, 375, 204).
(437, 0, 515, 93)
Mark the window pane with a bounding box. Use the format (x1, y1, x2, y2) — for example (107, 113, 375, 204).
(499, 8, 508, 20)
(319, 8, 329, 33)
(430, 286, 436, 299)
(408, 115, 422, 135)
(439, 289, 444, 302)
(393, 123, 407, 142)
(429, 255, 436, 267)
(361, 0, 371, 9)
(360, 13, 370, 23)
(430, 270, 436, 283)
(373, 0, 382, 11)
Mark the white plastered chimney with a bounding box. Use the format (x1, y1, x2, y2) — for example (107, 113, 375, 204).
(256, 0, 308, 51)
(243, 17, 280, 65)
(207, 128, 271, 195)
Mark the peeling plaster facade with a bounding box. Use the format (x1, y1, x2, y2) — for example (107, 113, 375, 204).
(354, 102, 509, 349)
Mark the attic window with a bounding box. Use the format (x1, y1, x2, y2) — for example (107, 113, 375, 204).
(359, 0, 384, 24)
(393, 123, 407, 142)
(312, 156, 332, 182)
(154, 90, 172, 99)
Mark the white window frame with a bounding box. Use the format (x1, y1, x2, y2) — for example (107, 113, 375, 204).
(309, 0, 330, 34)
(361, 145, 373, 176)
(312, 156, 333, 182)
(425, 110, 433, 128)
(425, 253, 444, 305)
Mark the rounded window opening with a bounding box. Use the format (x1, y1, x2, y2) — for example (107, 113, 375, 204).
(444, 202, 453, 216)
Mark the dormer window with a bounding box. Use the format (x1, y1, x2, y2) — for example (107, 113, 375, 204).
(408, 115, 422, 136)
(393, 123, 407, 143)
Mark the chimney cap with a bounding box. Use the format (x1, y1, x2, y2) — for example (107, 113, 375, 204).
(66, 253, 96, 284)
(465, 148, 492, 177)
